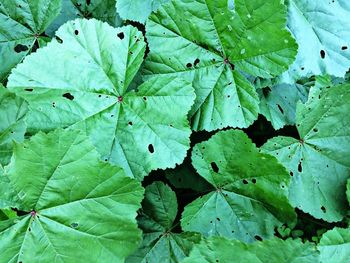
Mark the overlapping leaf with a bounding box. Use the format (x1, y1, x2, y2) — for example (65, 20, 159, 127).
(127, 181, 201, 263)
(7, 19, 195, 180)
(318, 227, 350, 263)
(46, 0, 121, 36)
(0, 0, 60, 82)
(0, 84, 28, 166)
(281, 0, 350, 82)
(117, 0, 169, 23)
(144, 0, 297, 131)
(262, 83, 350, 222)
(182, 236, 320, 263)
(181, 130, 296, 242)
(258, 83, 309, 129)
(0, 129, 144, 262)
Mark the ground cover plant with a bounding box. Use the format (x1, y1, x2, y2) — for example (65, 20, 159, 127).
(0, 0, 349, 262)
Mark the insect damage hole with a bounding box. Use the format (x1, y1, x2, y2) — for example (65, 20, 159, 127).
(14, 44, 29, 53)
(62, 93, 74, 100)
(74, 30, 79, 35)
(211, 162, 219, 173)
(277, 104, 284, 114)
(298, 162, 302, 173)
(320, 50, 326, 59)
(117, 32, 125, 40)
(148, 144, 154, 154)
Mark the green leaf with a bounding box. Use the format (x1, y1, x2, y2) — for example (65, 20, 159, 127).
(281, 0, 350, 82)
(262, 83, 350, 222)
(144, 0, 297, 131)
(7, 19, 195, 180)
(165, 157, 213, 192)
(117, 0, 169, 23)
(0, 0, 60, 82)
(46, 0, 122, 36)
(258, 83, 309, 130)
(318, 227, 350, 263)
(182, 236, 320, 263)
(127, 181, 201, 263)
(181, 130, 296, 242)
(347, 179, 350, 205)
(0, 128, 144, 262)
(0, 84, 28, 166)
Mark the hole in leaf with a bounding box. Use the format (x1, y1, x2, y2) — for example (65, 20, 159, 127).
(313, 128, 318, 132)
(128, 121, 133, 126)
(320, 50, 326, 59)
(298, 162, 302, 173)
(14, 44, 28, 53)
(341, 46, 348, 50)
(148, 144, 154, 153)
(55, 36, 63, 43)
(24, 88, 33, 92)
(186, 63, 192, 68)
(216, 217, 220, 221)
(242, 179, 248, 184)
(86, 0, 91, 5)
(62, 93, 74, 100)
(194, 58, 200, 66)
(117, 32, 124, 40)
(252, 178, 257, 184)
(277, 104, 284, 114)
(321, 206, 326, 213)
(255, 235, 263, 241)
(74, 30, 79, 35)
(211, 162, 219, 173)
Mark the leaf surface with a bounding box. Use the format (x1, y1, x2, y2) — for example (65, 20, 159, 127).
(8, 19, 195, 180)
(144, 0, 297, 131)
(281, 0, 350, 82)
(0, 0, 60, 82)
(182, 236, 320, 263)
(181, 130, 296, 242)
(0, 129, 144, 262)
(127, 181, 201, 263)
(262, 83, 350, 222)
(0, 84, 28, 166)
(117, 0, 169, 23)
(318, 227, 350, 263)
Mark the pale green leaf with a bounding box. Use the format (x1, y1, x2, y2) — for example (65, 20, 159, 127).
(258, 83, 309, 130)
(0, 84, 28, 166)
(319, 227, 350, 263)
(262, 83, 350, 222)
(0, 128, 144, 262)
(144, 0, 297, 131)
(46, 0, 122, 36)
(0, 0, 60, 82)
(117, 0, 169, 23)
(8, 19, 195, 180)
(127, 181, 201, 263)
(182, 236, 320, 263)
(181, 130, 296, 242)
(281, 0, 350, 82)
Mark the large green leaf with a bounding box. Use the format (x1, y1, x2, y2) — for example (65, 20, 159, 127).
(181, 130, 296, 242)
(0, 0, 60, 82)
(318, 227, 350, 263)
(258, 83, 309, 130)
(117, 0, 169, 23)
(144, 0, 297, 131)
(127, 181, 201, 263)
(46, 0, 121, 36)
(7, 19, 195, 180)
(281, 0, 350, 82)
(182, 236, 320, 263)
(262, 83, 350, 222)
(0, 84, 28, 166)
(0, 128, 144, 262)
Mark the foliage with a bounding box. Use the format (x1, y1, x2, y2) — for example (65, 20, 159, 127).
(0, 0, 349, 262)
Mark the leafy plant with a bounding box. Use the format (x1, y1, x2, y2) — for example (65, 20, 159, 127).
(0, 0, 349, 262)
